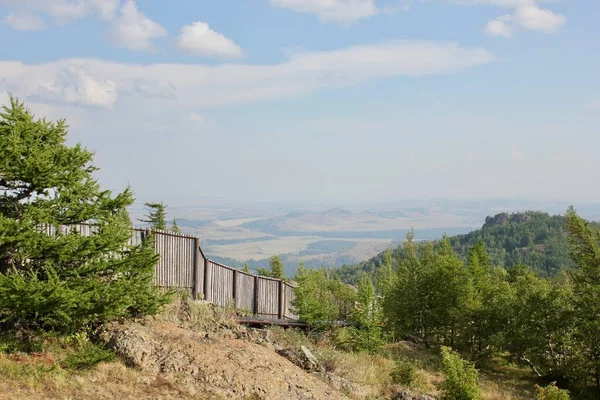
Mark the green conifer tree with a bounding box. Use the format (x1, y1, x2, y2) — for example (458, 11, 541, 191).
(269, 255, 285, 280)
(140, 202, 167, 230)
(171, 218, 181, 233)
(349, 273, 386, 353)
(0, 97, 168, 334)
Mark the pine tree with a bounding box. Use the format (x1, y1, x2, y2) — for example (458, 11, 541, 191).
(171, 218, 181, 233)
(0, 97, 168, 334)
(269, 255, 285, 280)
(139, 202, 167, 230)
(242, 263, 250, 273)
(349, 273, 386, 353)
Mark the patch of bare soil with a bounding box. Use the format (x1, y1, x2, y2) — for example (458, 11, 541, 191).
(100, 320, 348, 400)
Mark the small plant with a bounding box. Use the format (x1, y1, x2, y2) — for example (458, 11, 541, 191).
(439, 346, 482, 400)
(390, 357, 420, 387)
(61, 342, 116, 370)
(535, 382, 570, 400)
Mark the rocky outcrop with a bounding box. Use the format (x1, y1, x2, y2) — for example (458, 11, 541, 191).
(391, 388, 436, 400)
(99, 320, 347, 399)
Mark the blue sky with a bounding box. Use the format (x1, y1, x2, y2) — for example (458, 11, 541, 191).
(0, 0, 598, 204)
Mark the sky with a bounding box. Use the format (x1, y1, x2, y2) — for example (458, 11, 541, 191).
(0, 0, 598, 205)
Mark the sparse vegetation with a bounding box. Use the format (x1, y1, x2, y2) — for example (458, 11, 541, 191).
(439, 346, 482, 400)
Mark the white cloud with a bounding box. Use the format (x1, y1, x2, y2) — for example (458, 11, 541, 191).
(454, 0, 565, 37)
(0, 0, 120, 24)
(0, 41, 493, 110)
(176, 22, 243, 58)
(268, 0, 377, 22)
(2, 12, 45, 30)
(513, 4, 565, 33)
(189, 111, 206, 123)
(485, 15, 513, 37)
(107, 0, 167, 52)
(7, 64, 117, 109)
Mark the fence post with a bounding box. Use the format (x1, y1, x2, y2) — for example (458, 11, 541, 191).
(253, 276, 259, 316)
(232, 270, 238, 309)
(193, 238, 201, 300)
(204, 259, 211, 302)
(278, 280, 285, 319)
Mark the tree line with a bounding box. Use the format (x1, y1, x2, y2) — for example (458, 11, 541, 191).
(292, 209, 600, 398)
(336, 211, 577, 284)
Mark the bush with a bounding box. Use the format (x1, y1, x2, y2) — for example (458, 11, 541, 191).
(535, 382, 570, 400)
(439, 346, 481, 400)
(390, 357, 420, 387)
(61, 342, 115, 370)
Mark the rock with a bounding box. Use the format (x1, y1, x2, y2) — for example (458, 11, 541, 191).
(261, 329, 271, 342)
(277, 346, 322, 372)
(392, 388, 436, 400)
(300, 346, 319, 370)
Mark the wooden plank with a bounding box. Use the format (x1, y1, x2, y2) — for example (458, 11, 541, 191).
(278, 279, 284, 319)
(193, 237, 201, 300)
(204, 258, 210, 302)
(253, 275, 259, 315)
(232, 269, 238, 308)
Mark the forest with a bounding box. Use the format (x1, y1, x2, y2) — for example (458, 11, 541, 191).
(335, 211, 578, 285)
(291, 208, 600, 398)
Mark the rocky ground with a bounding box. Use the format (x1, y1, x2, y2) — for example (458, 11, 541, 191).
(100, 319, 351, 399)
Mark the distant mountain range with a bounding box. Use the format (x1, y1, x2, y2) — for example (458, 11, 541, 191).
(335, 211, 585, 285)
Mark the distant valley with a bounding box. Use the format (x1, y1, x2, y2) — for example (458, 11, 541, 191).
(129, 199, 600, 275)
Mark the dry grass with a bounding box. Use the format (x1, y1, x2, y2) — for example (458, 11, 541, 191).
(268, 327, 538, 400)
(0, 351, 215, 400)
(0, 295, 242, 400)
(319, 348, 396, 388)
(156, 291, 239, 331)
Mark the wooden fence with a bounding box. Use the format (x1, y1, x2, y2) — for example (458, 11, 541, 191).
(38, 224, 298, 320)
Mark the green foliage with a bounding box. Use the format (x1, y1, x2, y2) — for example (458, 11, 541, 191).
(242, 263, 250, 273)
(390, 357, 420, 387)
(565, 207, 600, 392)
(269, 256, 285, 280)
(348, 273, 386, 353)
(535, 382, 570, 400)
(256, 256, 286, 280)
(0, 97, 168, 334)
(139, 202, 167, 230)
(170, 218, 181, 233)
(439, 346, 481, 400)
(292, 266, 356, 328)
(337, 211, 577, 285)
(60, 342, 116, 370)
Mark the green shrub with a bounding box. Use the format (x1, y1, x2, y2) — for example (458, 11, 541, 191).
(61, 342, 116, 370)
(390, 357, 420, 387)
(535, 382, 570, 400)
(439, 346, 481, 400)
(0, 331, 44, 353)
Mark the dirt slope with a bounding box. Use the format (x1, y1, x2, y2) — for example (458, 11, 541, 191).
(100, 320, 348, 400)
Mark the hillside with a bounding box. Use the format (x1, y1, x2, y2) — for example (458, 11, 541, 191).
(336, 211, 578, 284)
(0, 296, 538, 400)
